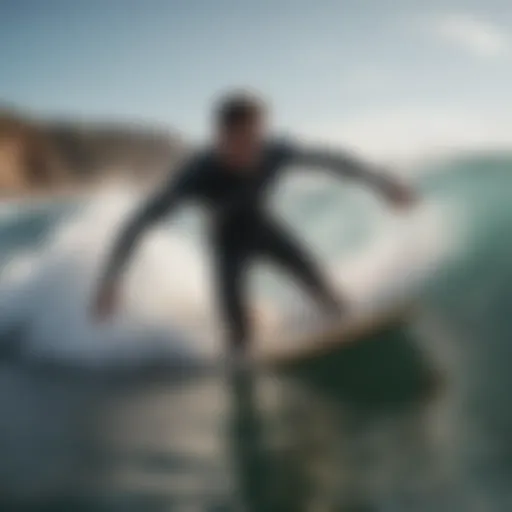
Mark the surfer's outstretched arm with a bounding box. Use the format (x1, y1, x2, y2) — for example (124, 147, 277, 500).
(284, 141, 416, 206)
(93, 162, 200, 319)
(101, 186, 176, 285)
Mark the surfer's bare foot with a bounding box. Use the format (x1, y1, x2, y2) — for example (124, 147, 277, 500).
(321, 295, 351, 328)
(319, 292, 349, 317)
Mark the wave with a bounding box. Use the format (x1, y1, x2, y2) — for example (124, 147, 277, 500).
(0, 179, 463, 370)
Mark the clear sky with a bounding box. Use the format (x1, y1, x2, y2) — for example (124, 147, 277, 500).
(1, 0, 511, 159)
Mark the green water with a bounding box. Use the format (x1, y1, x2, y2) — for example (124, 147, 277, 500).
(1, 152, 512, 510)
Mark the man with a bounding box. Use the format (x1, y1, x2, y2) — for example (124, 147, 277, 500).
(92, 91, 416, 356)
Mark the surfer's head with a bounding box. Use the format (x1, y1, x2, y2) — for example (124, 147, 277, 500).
(213, 90, 269, 169)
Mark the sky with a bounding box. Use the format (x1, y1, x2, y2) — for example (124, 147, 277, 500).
(1, 0, 512, 160)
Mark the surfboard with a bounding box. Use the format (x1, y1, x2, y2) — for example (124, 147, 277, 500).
(253, 301, 415, 371)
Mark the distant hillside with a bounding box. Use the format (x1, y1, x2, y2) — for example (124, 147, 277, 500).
(0, 106, 185, 197)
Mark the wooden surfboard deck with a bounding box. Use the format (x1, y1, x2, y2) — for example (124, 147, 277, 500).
(253, 302, 415, 371)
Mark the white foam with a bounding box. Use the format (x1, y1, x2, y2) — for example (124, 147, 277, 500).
(336, 199, 460, 304)
(0, 187, 461, 369)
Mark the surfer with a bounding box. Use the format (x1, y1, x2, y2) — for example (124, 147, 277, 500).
(92, 91, 416, 358)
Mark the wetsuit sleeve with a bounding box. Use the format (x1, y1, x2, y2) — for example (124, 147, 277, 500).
(281, 139, 399, 192)
(100, 160, 201, 285)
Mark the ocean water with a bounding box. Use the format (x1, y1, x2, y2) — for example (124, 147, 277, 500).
(0, 153, 511, 511)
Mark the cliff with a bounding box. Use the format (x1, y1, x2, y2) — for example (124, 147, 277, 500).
(0, 106, 185, 197)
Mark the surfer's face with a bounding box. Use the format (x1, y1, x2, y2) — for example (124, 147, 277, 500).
(216, 114, 267, 170)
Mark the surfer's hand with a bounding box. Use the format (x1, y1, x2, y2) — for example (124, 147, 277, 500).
(384, 181, 418, 210)
(92, 281, 118, 321)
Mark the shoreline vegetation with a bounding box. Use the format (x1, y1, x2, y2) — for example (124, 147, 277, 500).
(0, 105, 185, 200)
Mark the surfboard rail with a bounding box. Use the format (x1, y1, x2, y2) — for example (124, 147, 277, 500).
(254, 301, 416, 369)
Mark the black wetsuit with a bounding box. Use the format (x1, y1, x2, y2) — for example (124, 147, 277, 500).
(104, 139, 390, 349)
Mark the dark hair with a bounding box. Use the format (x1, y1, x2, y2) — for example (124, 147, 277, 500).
(214, 90, 267, 130)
